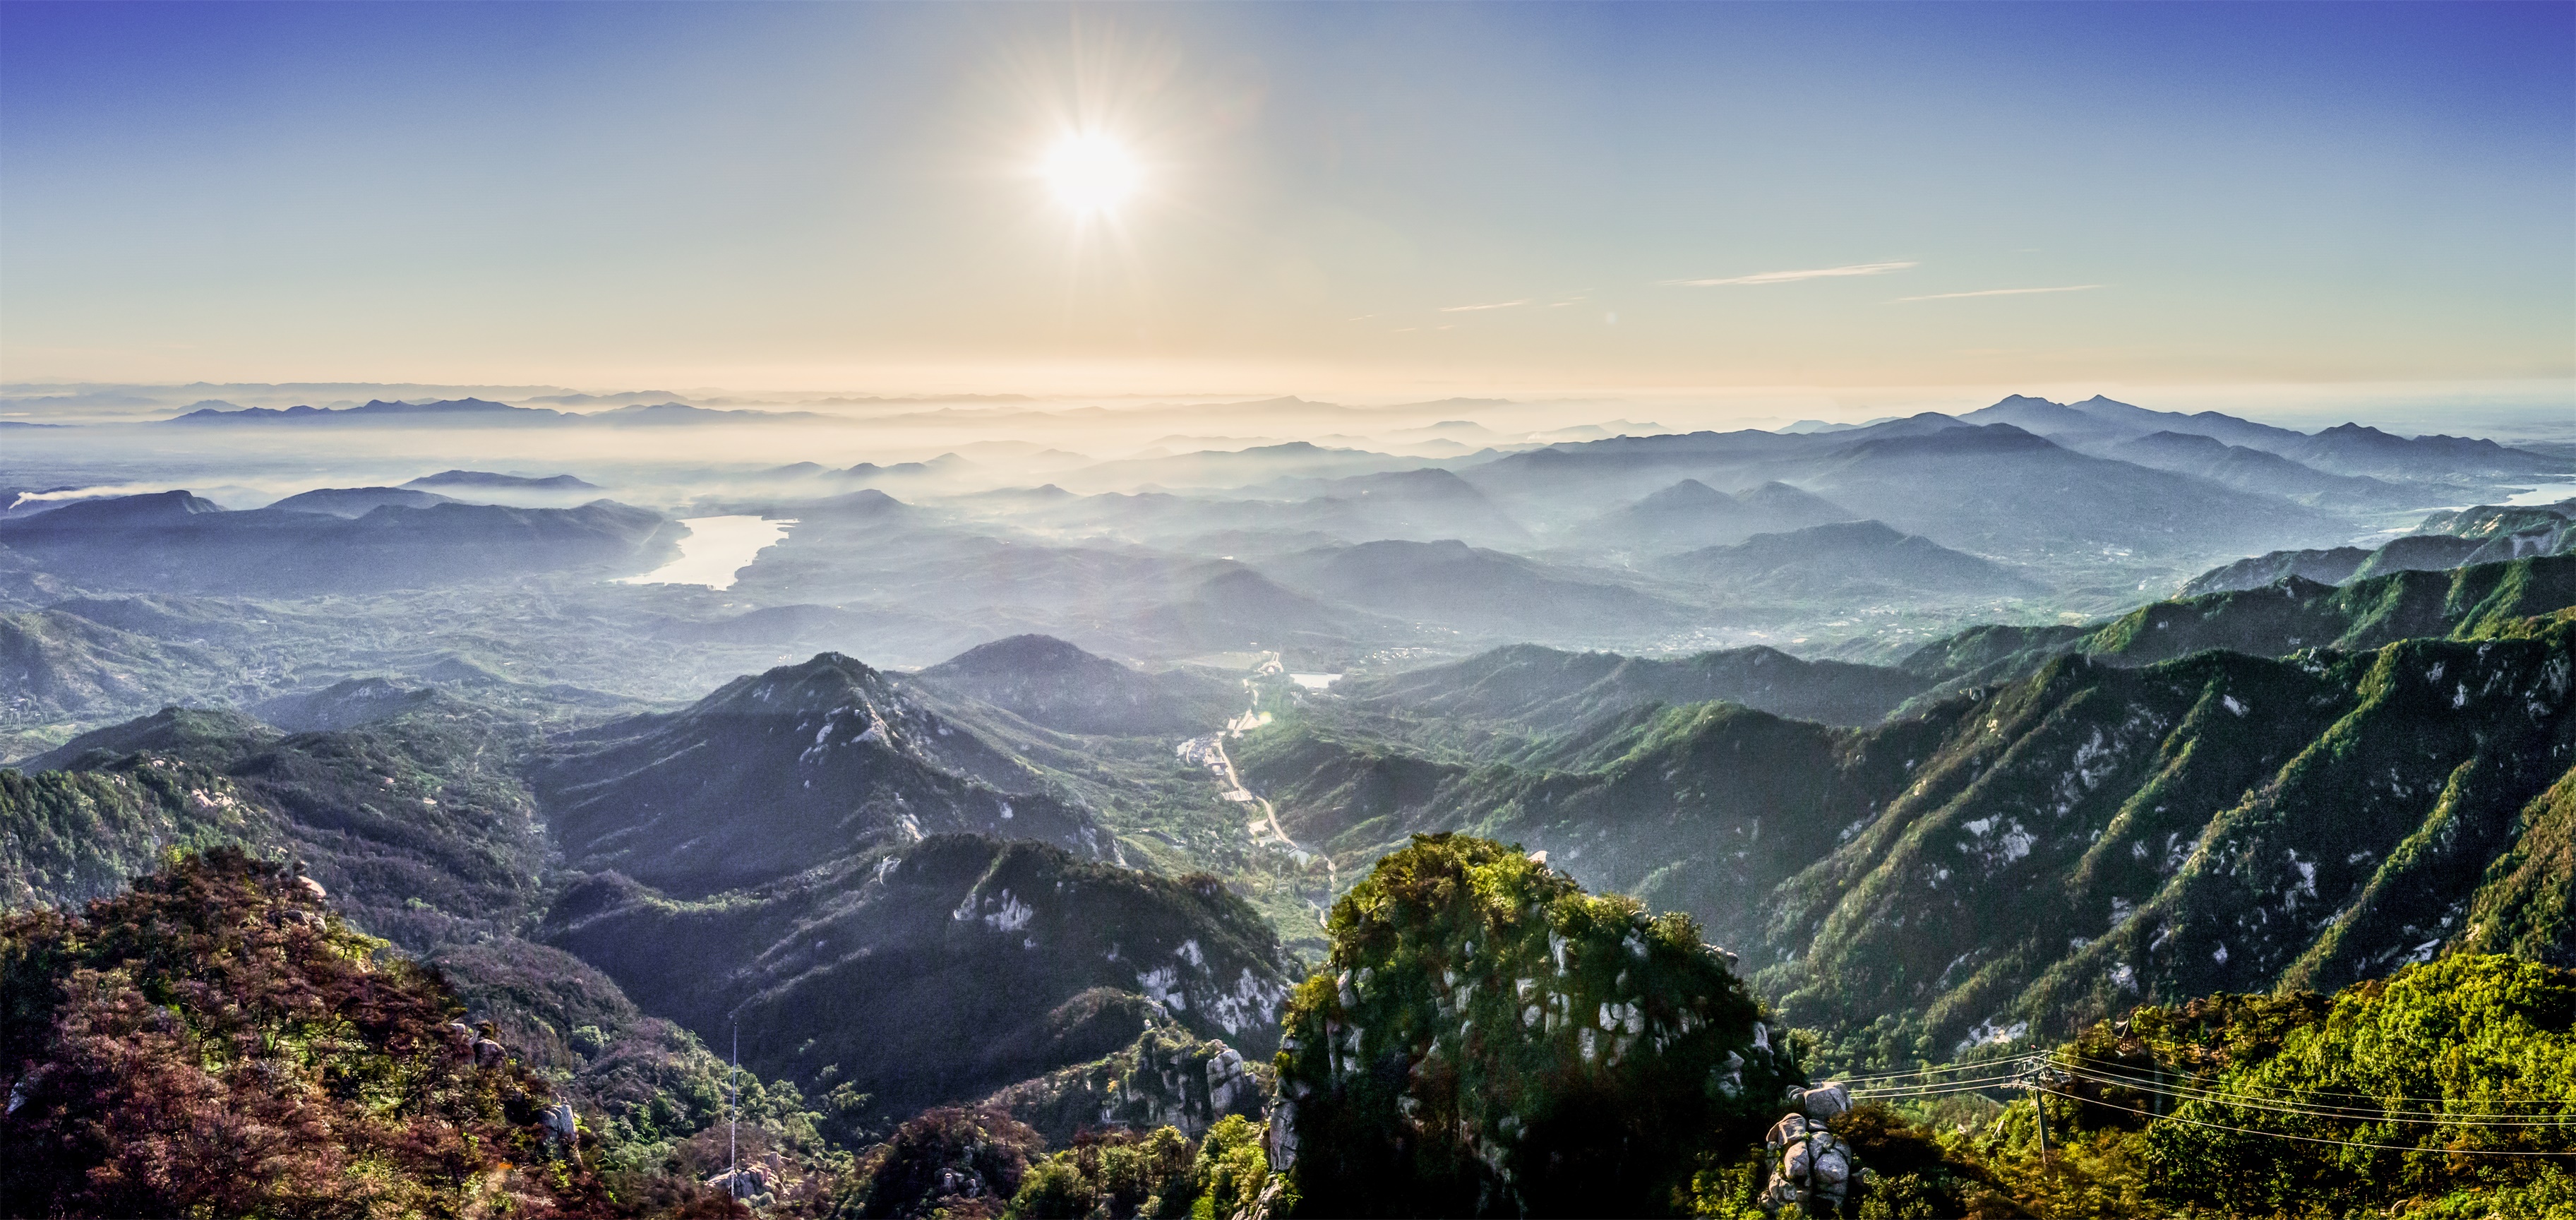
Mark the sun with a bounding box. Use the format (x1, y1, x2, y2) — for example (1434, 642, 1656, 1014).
(1041, 133, 1139, 217)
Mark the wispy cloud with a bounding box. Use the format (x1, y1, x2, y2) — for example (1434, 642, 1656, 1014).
(1439, 299, 1530, 312)
(1659, 261, 1917, 287)
(1893, 284, 2104, 302)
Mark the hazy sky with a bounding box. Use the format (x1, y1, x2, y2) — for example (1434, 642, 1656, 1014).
(4, 1, 2570, 399)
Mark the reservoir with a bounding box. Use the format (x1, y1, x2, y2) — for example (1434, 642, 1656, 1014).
(617, 515, 793, 590)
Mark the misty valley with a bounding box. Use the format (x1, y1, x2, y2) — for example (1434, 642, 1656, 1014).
(15, 383, 2576, 1220)
(3, 383, 2572, 1218)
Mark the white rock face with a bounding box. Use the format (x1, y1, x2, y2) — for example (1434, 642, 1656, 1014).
(1206, 1046, 1250, 1111)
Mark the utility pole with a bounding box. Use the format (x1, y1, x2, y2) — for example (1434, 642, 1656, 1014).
(729, 1019, 739, 1200)
(2033, 1084, 2047, 1159)
(2025, 1058, 2049, 1220)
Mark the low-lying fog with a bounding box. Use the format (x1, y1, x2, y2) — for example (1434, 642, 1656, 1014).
(1, 379, 2566, 762)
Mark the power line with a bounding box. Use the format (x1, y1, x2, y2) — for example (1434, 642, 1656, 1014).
(2039, 1088, 2576, 1159)
(2052, 1051, 2576, 1108)
(2050, 1060, 2576, 1128)
(1828, 1055, 2042, 1085)
(1853, 1068, 2042, 1099)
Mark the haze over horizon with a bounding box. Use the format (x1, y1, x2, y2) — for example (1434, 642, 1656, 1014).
(9, 6, 2576, 1218)
(4, 1, 2570, 417)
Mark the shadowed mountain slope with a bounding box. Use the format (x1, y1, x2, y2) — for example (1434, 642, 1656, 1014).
(531, 652, 1109, 899)
(544, 833, 1297, 1123)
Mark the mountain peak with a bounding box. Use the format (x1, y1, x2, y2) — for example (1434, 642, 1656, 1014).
(402, 470, 599, 490)
(703, 651, 895, 714)
(1636, 479, 1730, 510)
(922, 635, 1120, 681)
(1, 489, 225, 528)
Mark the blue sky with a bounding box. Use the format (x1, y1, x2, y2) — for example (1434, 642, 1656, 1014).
(2, 1, 2568, 398)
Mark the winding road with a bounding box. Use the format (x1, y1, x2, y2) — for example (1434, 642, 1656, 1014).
(1177, 657, 1338, 915)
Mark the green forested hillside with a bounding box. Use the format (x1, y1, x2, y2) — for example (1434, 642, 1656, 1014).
(1331, 642, 1931, 739)
(0, 753, 272, 907)
(2008, 955, 2576, 1217)
(1236, 612, 2576, 1060)
(1893, 552, 2576, 710)
(10, 548, 2576, 1219)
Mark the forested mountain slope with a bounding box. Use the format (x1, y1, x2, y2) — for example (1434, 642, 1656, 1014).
(1334, 641, 1929, 737)
(1894, 552, 2576, 710)
(1237, 614, 2576, 1054)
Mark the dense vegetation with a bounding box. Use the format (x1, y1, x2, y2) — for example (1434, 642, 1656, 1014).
(1979, 954, 2576, 1217)
(7, 522, 2576, 1216)
(1274, 833, 1799, 1217)
(0, 750, 272, 908)
(1233, 600, 2576, 1064)
(0, 849, 621, 1218)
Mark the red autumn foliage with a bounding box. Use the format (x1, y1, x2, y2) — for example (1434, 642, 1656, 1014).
(1, 847, 619, 1218)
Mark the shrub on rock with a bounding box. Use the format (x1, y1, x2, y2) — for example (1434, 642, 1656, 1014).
(1272, 833, 1800, 1216)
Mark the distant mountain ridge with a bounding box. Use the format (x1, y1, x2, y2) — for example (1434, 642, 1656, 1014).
(0, 491, 674, 594)
(164, 397, 540, 422)
(1571, 478, 1854, 552)
(912, 635, 1242, 736)
(2183, 500, 2576, 596)
(1959, 393, 2565, 483)
(402, 470, 599, 491)
(1259, 539, 1696, 640)
(1466, 417, 2350, 561)
(265, 486, 458, 516)
(1657, 519, 2039, 600)
(1336, 640, 1931, 731)
(160, 398, 827, 427)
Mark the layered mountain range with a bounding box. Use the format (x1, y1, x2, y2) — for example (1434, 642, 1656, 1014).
(2, 388, 2570, 1215)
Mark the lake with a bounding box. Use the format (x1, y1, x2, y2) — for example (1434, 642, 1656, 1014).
(616, 515, 793, 590)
